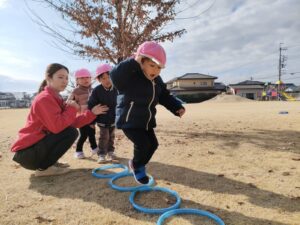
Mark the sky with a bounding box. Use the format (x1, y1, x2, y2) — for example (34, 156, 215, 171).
(0, 0, 300, 92)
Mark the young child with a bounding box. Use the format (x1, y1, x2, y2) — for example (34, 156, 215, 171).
(110, 41, 185, 184)
(11, 63, 108, 177)
(70, 68, 100, 159)
(88, 64, 118, 163)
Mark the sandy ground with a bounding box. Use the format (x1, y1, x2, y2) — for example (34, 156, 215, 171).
(0, 97, 300, 225)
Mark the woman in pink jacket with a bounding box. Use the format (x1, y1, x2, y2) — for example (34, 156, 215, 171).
(11, 63, 108, 177)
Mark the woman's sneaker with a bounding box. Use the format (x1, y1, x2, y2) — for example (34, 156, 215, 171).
(74, 152, 85, 159)
(54, 161, 70, 168)
(128, 160, 149, 185)
(97, 155, 106, 163)
(35, 166, 70, 177)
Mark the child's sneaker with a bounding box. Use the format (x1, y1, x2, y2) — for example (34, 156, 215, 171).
(74, 152, 85, 159)
(97, 155, 106, 163)
(35, 166, 70, 177)
(128, 160, 149, 185)
(90, 147, 99, 157)
(107, 152, 117, 161)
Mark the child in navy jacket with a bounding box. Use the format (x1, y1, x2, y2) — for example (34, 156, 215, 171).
(110, 41, 185, 184)
(88, 64, 118, 163)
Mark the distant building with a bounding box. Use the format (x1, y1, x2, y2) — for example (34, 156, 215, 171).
(285, 85, 300, 93)
(11, 92, 28, 100)
(284, 85, 300, 100)
(166, 73, 226, 103)
(0, 92, 16, 108)
(229, 80, 265, 100)
(0, 92, 32, 108)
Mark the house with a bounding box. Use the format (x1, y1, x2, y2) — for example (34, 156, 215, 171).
(228, 80, 265, 100)
(0, 92, 33, 108)
(284, 85, 300, 100)
(0, 92, 16, 108)
(283, 83, 297, 90)
(166, 73, 226, 103)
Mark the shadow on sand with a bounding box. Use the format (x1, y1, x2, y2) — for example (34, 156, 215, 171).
(156, 128, 300, 154)
(29, 157, 298, 225)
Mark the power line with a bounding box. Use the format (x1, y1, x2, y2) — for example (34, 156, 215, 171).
(176, 0, 204, 15)
(214, 47, 281, 75)
(175, 0, 216, 20)
(283, 76, 300, 81)
(286, 44, 300, 48)
(290, 72, 300, 75)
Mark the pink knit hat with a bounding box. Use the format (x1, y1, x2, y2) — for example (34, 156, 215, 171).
(95, 63, 112, 77)
(136, 41, 166, 68)
(74, 68, 91, 78)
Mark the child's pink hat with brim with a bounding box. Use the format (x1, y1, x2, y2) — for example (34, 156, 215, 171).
(74, 68, 91, 78)
(95, 64, 112, 77)
(136, 41, 166, 68)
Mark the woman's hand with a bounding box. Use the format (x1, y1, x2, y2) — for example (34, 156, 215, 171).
(66, 100, 80, 111)
(91, 104, 109, 115)
(176, 108, 185, 118)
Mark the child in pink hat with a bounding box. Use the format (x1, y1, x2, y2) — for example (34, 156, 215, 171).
(88, 64, 118, 163)
(110, 41, 185, 184)
(70, 68, 108, 159)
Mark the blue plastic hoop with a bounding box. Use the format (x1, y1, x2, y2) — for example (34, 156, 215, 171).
(92, 164, 129, 179)
(129, 186, 181, 214)
(157, 208, 225, 225)
(108, 172, 154, 192)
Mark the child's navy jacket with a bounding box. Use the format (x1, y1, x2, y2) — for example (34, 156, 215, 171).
(110, 58, 183, 130)
(88, 84, 117, 126)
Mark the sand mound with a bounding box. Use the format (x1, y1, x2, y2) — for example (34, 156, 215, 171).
(206, 93, 253, 103)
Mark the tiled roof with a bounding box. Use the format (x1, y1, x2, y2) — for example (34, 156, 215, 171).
(178, 73, 217, 79)
(230, 80, 265, 86)
(229, 85, 264, 89)
(166, 73, 218, 83)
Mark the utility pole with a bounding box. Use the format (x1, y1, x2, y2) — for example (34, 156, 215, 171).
(278, 43, 287, 100)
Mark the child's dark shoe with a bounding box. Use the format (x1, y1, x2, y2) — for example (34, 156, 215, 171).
(128, 160, 149, 185)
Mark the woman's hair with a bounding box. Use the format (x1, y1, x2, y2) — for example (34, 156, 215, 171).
(38, 63, 69, 93)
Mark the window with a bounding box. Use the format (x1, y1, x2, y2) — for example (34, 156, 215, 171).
(200, 81, 208, 86)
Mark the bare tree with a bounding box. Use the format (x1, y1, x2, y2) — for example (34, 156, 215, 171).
(28, 0, 186, 64)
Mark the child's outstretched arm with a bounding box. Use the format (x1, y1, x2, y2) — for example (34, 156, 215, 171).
(156, 76, 185, 117)
(87, 88, 99, 110)
(110, 58, 140, 92)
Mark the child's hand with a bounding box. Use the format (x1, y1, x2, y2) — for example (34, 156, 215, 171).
(91, 104, 109, 115)
(66, 100, 80, 111)
(176, 108, 185, 118)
